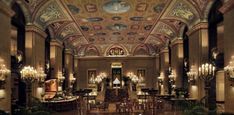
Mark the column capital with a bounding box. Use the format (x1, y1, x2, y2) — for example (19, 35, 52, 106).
(170, 38, 183, 47)
(26, 24, 47, 38)
(65, 48, 73, 55)
(74, 54, 80, 59)
(155, 54, 160, 58)
(0, 1, 14, 17)
(50, 39, 63, 49)
(160, 47, 169, 54)
(187, 22, 208, 36)
(219, 0, 234, 14)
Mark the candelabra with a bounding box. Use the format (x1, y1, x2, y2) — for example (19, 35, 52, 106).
(20, 66, 38, 83)
(20, 66, 38, 107)
(198, 62, 215, 108)
(224, 56, 234, 80)
(37, 67, 46, 87)
(0, 58, 10, 89)
(187, 66, 197, 85)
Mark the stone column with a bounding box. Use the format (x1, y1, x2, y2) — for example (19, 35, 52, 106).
(74, 55, 79, 90)
(187, 22, 209, 100)
(64, 48, 73, 89)
(25, 24, 47, 99)
(221, 1, 234, 113)
(0, 1, 14, 112)
(170, 38, 184, 88)
(155, 54, 160, 89)
(159, 47, 169, 95)
(50, 39, 63, 90)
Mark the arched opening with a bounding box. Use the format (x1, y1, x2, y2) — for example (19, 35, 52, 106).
(11, 2, 26, 108)
(45, 29, 51, 80)
(208, 0, 224, 110)
(183, 26, 189, 91)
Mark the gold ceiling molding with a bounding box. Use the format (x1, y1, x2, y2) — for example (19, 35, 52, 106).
(0, 1, 15, 17)
(153, 22, 176, 39)
(33, 0, 71, 29)
(25, 24, 47, 38)
(162, 0, 200, 26)
(186, 22, 208, 36)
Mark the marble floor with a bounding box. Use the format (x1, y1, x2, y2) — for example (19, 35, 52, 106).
(52, 103, 182, 115)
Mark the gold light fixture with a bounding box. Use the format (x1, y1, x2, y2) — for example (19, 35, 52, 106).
(168, 71, 175, 83)
(187, 66, 197, 85)
(198, 62, 215, 108)
(0, 58, 10, 89)
(198, 63, 215, 81)
(57, 71, 65, 86)
(158, 73, 163, 85)
(224, 56, 234, 79)
(37, 67, 46, 87)
(20, 65, 38, 107)
(69, 73, 76, 87)
(20, 66, 38, 83)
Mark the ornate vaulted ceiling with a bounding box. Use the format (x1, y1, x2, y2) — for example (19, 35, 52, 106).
(19, 0, 211, 57)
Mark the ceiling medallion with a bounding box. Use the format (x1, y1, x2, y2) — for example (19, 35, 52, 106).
(136, 3, 148, 12)
(107, 23, 127, 31)
(144, 25, 152, 31)
(85, 4, 97, 13)
(113, 32, 121, 35)
(103, 0, 130, 14)
(153, 3, 166, 13)
(131, 25, 140, 30)
(138, 37, 145, 41)
(112, 16, 122, 21)
(110, 36, 124, 41)
(67, 4, 80, 14)
(127, 32, 137, 36)
(87, 17, 103, 22)
(130, 16, 144, 21)
(94, 32, 106, 36)
(80, 26, 89, 31)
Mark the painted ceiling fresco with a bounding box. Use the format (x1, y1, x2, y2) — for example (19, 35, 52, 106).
(63, 0, 170, 45)
(22, 0, 211, 56)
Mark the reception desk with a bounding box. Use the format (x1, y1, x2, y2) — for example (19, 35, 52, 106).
(42, 97, 79, 112)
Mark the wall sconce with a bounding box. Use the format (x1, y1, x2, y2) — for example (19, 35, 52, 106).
(57, 71, 65, 86)
(168, 71, 175, 83)
(224, 56, 234, 80)
(187, 66, 197, 85)
(37, 67, 46, 87)
(158, 73, 164, 85)
(69, 73, 76, 87)
(0, 58, 10, 89)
